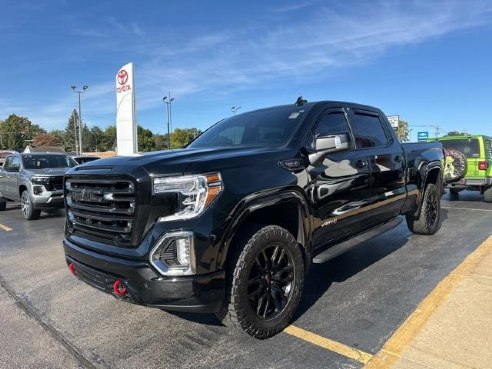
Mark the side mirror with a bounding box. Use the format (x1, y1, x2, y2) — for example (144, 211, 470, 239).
(315, 133, 350, 153)
(309, 133, 351, 165)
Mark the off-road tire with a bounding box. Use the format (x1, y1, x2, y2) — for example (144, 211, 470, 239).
(21, 190, 40, 220)
(406, 183, 441, 235)
(216, 225, 304, 339)
(443, 149, 467, 182)
(484, 188, 492, 203)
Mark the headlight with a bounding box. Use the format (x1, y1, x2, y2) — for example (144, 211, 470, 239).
(31, 176, 50, 184)
(153, 173, 223, 221)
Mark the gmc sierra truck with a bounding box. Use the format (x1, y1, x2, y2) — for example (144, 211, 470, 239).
(63, 100, 445, 338)
(0, 152, 78, 219)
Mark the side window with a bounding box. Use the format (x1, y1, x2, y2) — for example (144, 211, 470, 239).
(485, 139, 492, 159)
(10, 156, 20, 170)
(3, 157, 12, 169)
(4, 156, 19, 171)
(350, 112, 389, 148)
(314, 111, 350, 137)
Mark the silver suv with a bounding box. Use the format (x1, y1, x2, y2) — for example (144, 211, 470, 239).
(0, 153, 78, 220)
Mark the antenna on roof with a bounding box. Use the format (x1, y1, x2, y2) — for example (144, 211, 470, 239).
(295, 96, 307, 106)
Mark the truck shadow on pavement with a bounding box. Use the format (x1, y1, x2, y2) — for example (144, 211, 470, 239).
(295, 209, 448, 320)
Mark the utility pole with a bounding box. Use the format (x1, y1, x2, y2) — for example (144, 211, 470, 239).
(162, 92, 175, 149)
(71, 85, 88, 155)
(231, 106, 241, 116)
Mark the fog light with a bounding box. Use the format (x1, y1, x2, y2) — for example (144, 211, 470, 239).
(150, 232, 195, 276)
(176, 237, 191, 265)
(33, 186, 44, 195)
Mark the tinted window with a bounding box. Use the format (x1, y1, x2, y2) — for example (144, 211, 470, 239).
(350, 112, 388, 148)
(189, 106, 312, 148)
(440, 139, 481, 158)
(22, 154, 78, 169)
(315, 111, 350, 136)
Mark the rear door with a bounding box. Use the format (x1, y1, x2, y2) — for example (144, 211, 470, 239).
(348, 109, 406, 222)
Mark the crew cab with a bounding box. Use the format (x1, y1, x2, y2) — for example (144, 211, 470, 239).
(63, 100, 445, 338)
(0, 152, 78, 219)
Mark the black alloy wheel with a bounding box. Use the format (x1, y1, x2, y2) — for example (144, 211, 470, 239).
(425, 187, 439, 230)
(247, 242, 294, 320)
(217, 224, 304, 339)
(406, 183, 441, 235)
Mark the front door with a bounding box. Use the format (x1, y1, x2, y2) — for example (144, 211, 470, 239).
(4, 156, 20, 199)
(306, 108, 374, 249)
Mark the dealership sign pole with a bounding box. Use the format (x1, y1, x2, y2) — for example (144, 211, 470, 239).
(116, 63, 137, 155)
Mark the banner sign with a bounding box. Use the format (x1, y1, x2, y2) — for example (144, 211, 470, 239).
(417, 131, 429, 142)
(116, 62, 137, 155)
(387, 115, 399, 131)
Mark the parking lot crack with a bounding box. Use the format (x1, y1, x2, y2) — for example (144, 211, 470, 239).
(0, 273, 110, 369)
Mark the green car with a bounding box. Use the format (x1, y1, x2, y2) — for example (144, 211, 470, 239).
(432, 135, 492, 202)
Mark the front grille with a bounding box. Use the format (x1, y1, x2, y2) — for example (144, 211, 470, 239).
(47, 176, 64, 191)
(65, 177, 136, 247)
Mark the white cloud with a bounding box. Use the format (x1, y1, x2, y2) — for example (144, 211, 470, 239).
(5, 0, 491, 130)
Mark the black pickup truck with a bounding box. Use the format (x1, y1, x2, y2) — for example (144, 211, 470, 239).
(63, 100, 444, 338)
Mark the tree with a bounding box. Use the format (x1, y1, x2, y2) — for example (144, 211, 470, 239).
(32, 133, 63, 147)
(137, 125, 155, 152)
(396, 119, 410, 142)
(87, 126, 104, 152)
(100, 125, 116, 151)
(445, 131, 468, 136)
(64, 110, 80, 153)
(171, 128, 202, 149)
(0, 114, 44, 150)
(152, 134, 168, 151)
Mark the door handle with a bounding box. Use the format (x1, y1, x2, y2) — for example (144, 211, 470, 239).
(356, 160, 367, 168)
(394, 155, 402, 162)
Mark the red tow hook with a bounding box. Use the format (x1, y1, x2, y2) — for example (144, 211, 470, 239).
(68, 263, 77, 276)
(113, 279, 128, 296)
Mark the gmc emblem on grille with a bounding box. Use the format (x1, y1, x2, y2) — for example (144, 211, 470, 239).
(71, 189, 100, 203)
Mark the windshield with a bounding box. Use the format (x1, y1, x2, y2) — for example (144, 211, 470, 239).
(440, 139, 481, 158)
(189, 105, 311, 149)
(22, 154, 78, 169)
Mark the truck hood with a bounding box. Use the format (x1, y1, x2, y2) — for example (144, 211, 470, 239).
(24, 168, 70, 177)
(71, 146, 294, 176)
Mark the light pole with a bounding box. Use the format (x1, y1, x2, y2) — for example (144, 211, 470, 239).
(71, 85, 88, 155)
(162, 92, 175, 149)
(231, 106, 241, 116)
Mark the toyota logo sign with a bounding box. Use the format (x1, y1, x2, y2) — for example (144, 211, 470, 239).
(117, 70, 129, 85)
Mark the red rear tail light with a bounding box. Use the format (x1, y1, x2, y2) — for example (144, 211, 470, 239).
(478, 161, 489, 170)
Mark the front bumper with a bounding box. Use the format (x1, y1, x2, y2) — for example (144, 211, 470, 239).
(32, 190, 64, 209)
(63, 238, 225, 313)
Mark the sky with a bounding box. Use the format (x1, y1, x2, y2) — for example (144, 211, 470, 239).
(0, 0, 492, 141)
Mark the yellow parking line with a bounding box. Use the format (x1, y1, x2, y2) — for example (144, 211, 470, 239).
(363, 235, 492, 369)
(284, 325, 373, 364)
(442, 207, 492, 212)
(0, 224, 12, 232)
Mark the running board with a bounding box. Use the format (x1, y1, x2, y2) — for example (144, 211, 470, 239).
(313, 217, 403, 264)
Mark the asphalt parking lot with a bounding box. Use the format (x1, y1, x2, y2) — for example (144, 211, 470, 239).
(0, 191, 491, 369)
